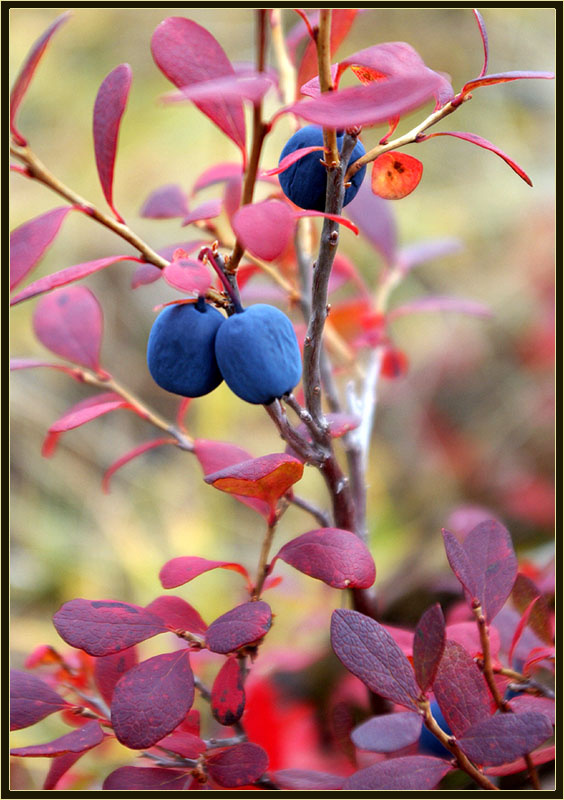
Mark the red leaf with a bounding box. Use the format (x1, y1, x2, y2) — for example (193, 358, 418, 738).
(330, 609, 420, 710)
(93, 64, 132, 222)
(102, 438, 177, 493)
(413, 604, 445, 692)
(131, 262, 162, 288)
(52, 598, 167, 656)
(433, 640, 491, 738)
(10, 12, 71, 146)
(380, 347, 409, 379)
(371, 151, 423, 199)
(463, 520, 518, 623)
(151, 17, 246, 160)
(263, 145, 325, 176)
(274, 528, 375, 589)
(510, 695, 555, 725)
(446, 621, 500, 660)
(351, 711, 422, 753)
(211, 657, 246, 726)
(297, 9, 358, 88)
(155, 730, 206, 758)
(94, 648, 139, 706)
(43, 752, 85, 790)
(10, 669, 69, 730)
(508, 596, 540, 666)
(192, 162, 243, 194)
(343, 756, 452, 790)
(111, 650, 194, 749)
(159, 556, 250, 590)
(145, 595, 207, 636)
(205, 601, 272, 654)
(32, 286, 103, 371)
(388, 295, 492, 320)
(420, 130, 533, 186)
(523, 646, 554, 675)
(462, 70, 554, 95)
(232, 200, 295, 262)
(164, 72, 272, 106)
(10, 720, 103, 758)
(293, 209, 359, 235)
(103, 767, 190, 790)
(472, 9, 489, 79)
(10, 206, 74, 291)
(273, 770, 344, 790)
(441, 528, 478, 600)
(10, 254, 142, 305)
(163, 257, 212, 295)
(182, 198, 222, 227)
(207, 742, 269, 788)
(512, 573, 554, 644)
(458, 712, 553, 767)
(485, 744, 555, 777)
(140, 184, 188, 218)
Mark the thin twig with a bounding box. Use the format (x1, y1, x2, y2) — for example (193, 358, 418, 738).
(316, 10, 339, 166)
(289, 494, 331, 528)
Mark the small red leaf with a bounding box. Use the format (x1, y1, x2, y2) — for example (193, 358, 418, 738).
(388, 295, 492, 320)
(274, 528, 375, 589)
(211, 657, 246, 725)
(102, 438, 177, 493)
(232, 200, 295, 262)
(413, 604, 445, 692)
(433, 640, 491, 738)
(351, 711, 422, 753)
(94, 648, 139, 706)
(140, 184, 188, 219)
(44, 752, 85, 790)
(523, 646, 554, 675)
(380, 347, 409, 379)
(462, 70, 554, 95)
(159, 556, 249, 590)
(344, 756, 452, 790)
(10, 12, 71, 146)
(145, 595, 207, 636)
(52, 598, 167, 656)
(472, 9, 489, 79)
(205, 601, 272, 654)
(182, 198, 222, 227)
(103, 767, 189, 790)
(10, 669, 69, 730)
(10, 720, 103, 758)
(273, 770, 344, 790)
(10, 254, 142, 305)
(264, 145, 325, 176)
(293, 209, 359, 235)
(163, 257, 212, 295)
(10, 206, 74, 291)
(371, 151, 423, 199)
(32, 286, 103, 371)
(458, 712, 553, 767)
(131, 262, 162, 288)
(207, 742, 269, 787)
(155, 730, 206, 758)
(512, 573, 554, 644)
(111, 650, 194, 749)
(508, 596, 540, 666)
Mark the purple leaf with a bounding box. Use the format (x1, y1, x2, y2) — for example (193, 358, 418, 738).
(345, 177, 397, 266)
(397, 237, 463, 274)
(205, 601, 272, 654)
(232, 200, 295, 262)
(512, 573, 554, 644)
(140, 184, 188, 219)
(102, 437, 177, 493)
(10, 254, 142, 305)
(43, 752, 85, 790)
(462, 70, 554, 95)
(459, 713, 553, 766)
(330, 609, 420, 709)
(464, 520, 518, 623)
(10, 669, 69, 730)
(413, 604, 445, 692)
(343, 756, 452, 790)
(163, 257, 212, 295)
(273, 770, 344, 790)
(211, 657, 245, 726)
(93, 64, 132, 222)
(111, 650, 194, 749)
(388, 295, 492, 321)
(263, 145, 325, 176)
(151, 17, 246, 160)
(159, 556, 250, 590)
(10, 720, 103, 758)
(509, 695, 555, 725)
(103, 767, 190, 790)
(131, 262, 162, 288)
(274, 528, 375, 589)
(181, 198, 222, 227)
(207, 742, 269, 788)
(32, 286, 103, 371)
(163, 72, 272, 106)
(52, 598, 167, 656)
(192, 162, 243, 194)
(442, 528, 478, 600)
(94, 647, 139, 707)
(10, 12, 71, 146)
(433, 640, 491, 738)
(145, 595, 207, 636)
(472, 9, 489, 79)
(351, 711, 422, 753)
(155, 730, 206, 758)
(446, 620, 500, 660)
(10, 206, 74, 291)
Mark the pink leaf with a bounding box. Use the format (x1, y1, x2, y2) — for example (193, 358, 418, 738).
(420, 131, 533, 186)
(131, 262, 162, 288)
(192, 162, 243, 194)
(163, 257, 212, 295)
(205, 601, 272, 654)
(140, 184, 188, 218)
(145, 595, 207, 636)
(397, 237, 463, 273)
(163, 72, 272, 106)
(93, 64, 132, 222)
(10, 358, 80, 379)
(102, 438, 177, 493)
(446, 621, 500, 660)
(351, 711, 422, 753)
(159, 556, 249, 590)
(10, 206, 75, 291)
(10, 720, 103, 758)
(509, 695, 555, 725)
(155, 730, 206, 758)
(10, 254, 142, 305)
(462, 70, 554, 95)
(151, 17, 246, 160)
(463, 520, 518, 623)
(413, 604, 445, 692)
(433, 640, 491, 738)
(508, 596, 540, 666)
(293, 209, 359, 235)
(263, 145, 325, 176)
(207, 742, 269, 788)
(10, 669, 69, 730)
(94, 648, 139, 707)
(44, 752, 85, 790)
(232, 200, 295, 262)
(10, 12, 71, 146)
(458, 713, 553, 766)
(343, 756, 452, 790)
(345, 177, 397, 265)
(103, 767, 189, 790)
(472, 9, 489, 78)
(523, 646, 554, 675)
(296, 9, 358, 88)
(273, 770, 344, 790)
(485, 744, 555, 777)
(52, 598, 168, 656)
(182, 198, 222, 227)
(211, 657, 246, 726)
(111, 650, 194, 749)
(388, 295, 492, 321)
(32, 286, 103, 371)
(331, 609, 420, 710)
(274, 528, 375, 589)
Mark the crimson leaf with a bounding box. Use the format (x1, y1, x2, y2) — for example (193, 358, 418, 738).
(433, 640, 491, 738)
(458, 712, 553, 766)
(211, 657, 246, 726)
(103, 767, 190, 790)
(10, 206, 74, 291)
(159, 556, 249, 590)
(10, 720, 103, 758)
(351, 711, 422, 753)
(343, 756, 452, 790)
(44, 752, 85, 790)
(145, 595, 207, 636)
(93, 647, 139, 706)
(207, 742, 269, 788)
(102, 437, 177, 493)
(413, 603, 446, 692)
(155, 730, 206, 759)
(10, 669, 69, 730)
(206, 601, 272, 654)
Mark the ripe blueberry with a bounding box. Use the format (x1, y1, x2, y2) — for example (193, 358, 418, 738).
(147, 297, 225, 397)
(278, 124, 367, 211)
(214, 304, 302, 405)
(418, 700, 452, 759)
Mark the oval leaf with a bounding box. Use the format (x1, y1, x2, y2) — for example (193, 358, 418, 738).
(459, 712, 553, 767)
(140, 184, 188, 219)
(330, 609, 420, 710)
(103, 767, 189, 790)
(413, 604, 445, 692)
(10, 206, 74, 291)
(131, 262, 162, 288)
(111, 650, 194, 749)
(441, 528, 477, 600)
(351, 711, 422, 753)
(433, 640, 491, 738)
(145, 595, 207, 636)
(10, 720, 103, 758)
(205, 601, 272, 654)
(44, 752, 85, 791)
(275, 528, 375, 589)
(52, 598, 167, 656)
(207, 742, 269, 788)
(10, 669, 69, 730)
(464, 520, 518, 623)
(211, 657, 246, 726)
(159, 556, 249, 590)
(94, 647, 139, 707)
(165, 72, 272, 106)
(155, 730, 206, 759)
(163, 257, 212, 295)
(343, 755, 452, 790)
(371, 151, 423, 199)
(232, 200, 295, 262)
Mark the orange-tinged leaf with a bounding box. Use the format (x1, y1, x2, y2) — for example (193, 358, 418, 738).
(371, 152, 423, 200)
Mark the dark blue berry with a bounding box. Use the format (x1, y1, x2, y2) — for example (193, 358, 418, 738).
(278, 125, 366, 212)
(214, 304, 302, 405)
(418, 700, 452, 759)
(147, 298, 224, 397)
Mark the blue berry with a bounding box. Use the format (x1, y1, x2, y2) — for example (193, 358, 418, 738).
(419, 700, 452, 759)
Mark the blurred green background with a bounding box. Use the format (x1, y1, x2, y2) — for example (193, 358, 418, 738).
(10, 8, 554, 788)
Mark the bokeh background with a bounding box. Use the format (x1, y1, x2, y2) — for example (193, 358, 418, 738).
(10, 7, 555, 789)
